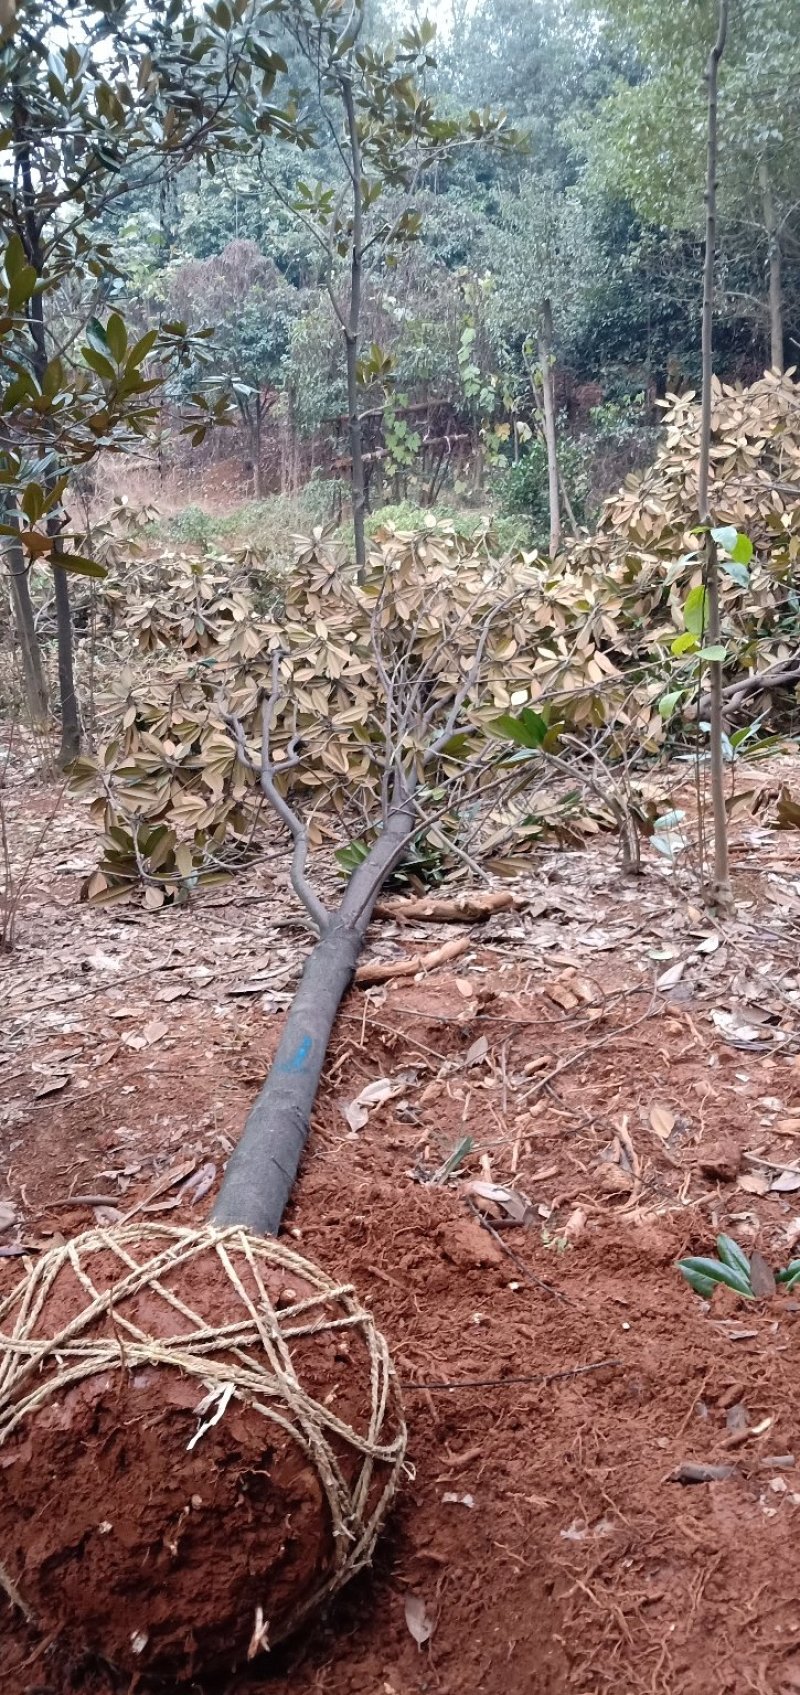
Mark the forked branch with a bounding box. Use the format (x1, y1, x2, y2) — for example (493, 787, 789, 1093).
(223, 651, 330, 936)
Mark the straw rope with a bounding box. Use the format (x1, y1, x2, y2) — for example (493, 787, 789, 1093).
(0, 1223, 407, 1645)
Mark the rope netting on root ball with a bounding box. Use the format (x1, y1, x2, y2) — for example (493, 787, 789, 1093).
(0, 1223, 407, 1682)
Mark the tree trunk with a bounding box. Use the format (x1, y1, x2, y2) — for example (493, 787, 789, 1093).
(4, 534, 49, 728)
(758, 160, 783, 373)
(16, 133, 81, 763)
(699, 0, 732, 914)
(212, 790, 416, 1235)
(341, 72, 367, 577)
(538, 299, 561, 559)
(253, 396, 264, 500)
(53, 553, 81, 766)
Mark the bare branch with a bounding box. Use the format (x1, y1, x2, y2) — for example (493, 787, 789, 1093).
(223, 656, 330, 936)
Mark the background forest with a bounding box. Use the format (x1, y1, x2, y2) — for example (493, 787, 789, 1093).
(76, 0, 800, 553)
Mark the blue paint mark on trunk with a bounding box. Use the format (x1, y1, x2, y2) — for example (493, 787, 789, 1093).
(275, 1034, 313, 1075)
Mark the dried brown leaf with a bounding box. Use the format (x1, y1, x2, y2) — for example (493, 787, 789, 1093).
(649, 1103, 675, 1140)
(404, 1593, 434, 1648)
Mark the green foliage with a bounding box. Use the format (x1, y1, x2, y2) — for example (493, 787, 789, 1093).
(502, 437, 588, 539)
(365, 502, 531, 556)
(679, 1235, 800, 1301)
(678, 1235, 758, 1300)
(147, 485, 342, 563)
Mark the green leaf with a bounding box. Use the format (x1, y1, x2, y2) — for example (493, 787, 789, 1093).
(677, 1256, 754, 1298)
(658, 689, 683, 718)
(730, 533, 753, 566)
(85, 317, 109, 356)
(716, 1234, 752, 1281)
(335, 840, 370, 873)
(105, 312, 127, 364)
(127, 329, 158, 367)
(492, 707, 548, 749)
(776, 1260, 800, 1285)
(680, 1268, 717, 1298)
(671, 631, 697, 656)
(20, 481, 45, 523)
(710, 524, 738, 554)
(53, 554, 108, 579)
(82, 345, 116, 381)
(3, 233, 26, 280)
(8, 264, 37, 312)
(683, 585, 709, 638)
(719, 559, 750, 588)
(697, 645, 727, 663)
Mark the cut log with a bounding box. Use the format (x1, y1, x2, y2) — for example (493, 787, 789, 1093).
(373, 890, 521, 924)
(355, 935, 470, 986)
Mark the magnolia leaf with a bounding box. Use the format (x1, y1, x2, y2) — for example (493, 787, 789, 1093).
(649, 1103, 675, 1140)
(720, 558, 750, 589)
(404, 1593, 434, 1648)
(54, 554, 108, 579)
(683, 585, 709, 639)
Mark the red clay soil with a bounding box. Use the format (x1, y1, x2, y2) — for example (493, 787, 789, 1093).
(5, 772, 800, 1694)
(0, 1234, 403, 1683)
(5, 1052, 800, 1695)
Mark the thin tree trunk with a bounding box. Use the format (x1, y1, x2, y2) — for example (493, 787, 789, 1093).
(758, 160, 783, 372)
(341, 73, 367, 576)
(253, 396, 264, 500)
(212, 789, 416, 1235)
(17, 128, 81, 759)
(538, 299, 561, 559)
(52, 549, 81, 766)
(4, 534, 49, 728)
(699, 0, 732, 913)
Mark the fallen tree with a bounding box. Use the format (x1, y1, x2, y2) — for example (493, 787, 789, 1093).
(211, 574, 519, 1230)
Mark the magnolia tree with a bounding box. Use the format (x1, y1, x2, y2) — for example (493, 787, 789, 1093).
(252, 1, 515, 571)
(0, 0, 298, 759)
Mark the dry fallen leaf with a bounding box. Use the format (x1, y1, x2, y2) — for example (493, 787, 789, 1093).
(749, 1251, 777, 1299)
(464, 1181, 531, 1223)
(657, 961, 685, 991)
(455, 978, 475, 999)
(0, 1202, 17, 1234)
(342, 1076, 399, 1133)
(711, 1009, 771, 1046)
(771, 1170, 800, 1194)
(181, 1162, 217, 1205)
(404, 1593, 434, 1649)
(141, 1019, 169, 1047)
(93, 1205, 123, 1226)
(342, 1099, 369, 1134)
(737, 1172, 771, 1196)
(33, 1074, 71, 1099)
(563, 1206, 587, 1242)
(649, 1103, 675, 1140)
(358, 1077, 395, 1106)
(785, 1216, 800, 1251)
(465, 1035, 489, 1066)
(547, 980, 579, 1012)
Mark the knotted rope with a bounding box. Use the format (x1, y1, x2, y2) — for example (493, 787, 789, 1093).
(0, 1223, 407, 1640)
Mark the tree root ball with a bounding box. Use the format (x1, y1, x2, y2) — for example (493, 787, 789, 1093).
(0, 1224, 407, 1681)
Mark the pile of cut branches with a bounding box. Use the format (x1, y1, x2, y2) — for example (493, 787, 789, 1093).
(70, 373, 800, 900)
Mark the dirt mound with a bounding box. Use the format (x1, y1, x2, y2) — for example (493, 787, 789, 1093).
(0, 1228, 404, 1682)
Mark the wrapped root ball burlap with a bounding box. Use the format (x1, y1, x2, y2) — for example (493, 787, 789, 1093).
(0, 1224, 407, 1679)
